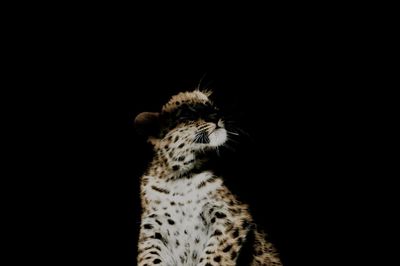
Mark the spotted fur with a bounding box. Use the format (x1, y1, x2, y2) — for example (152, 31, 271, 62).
(135, 90, 282, 265)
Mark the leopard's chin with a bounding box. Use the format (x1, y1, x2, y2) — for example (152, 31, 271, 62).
(208, 128, 227, 147)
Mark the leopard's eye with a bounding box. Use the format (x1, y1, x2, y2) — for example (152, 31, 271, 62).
(178, 108, 197, 120)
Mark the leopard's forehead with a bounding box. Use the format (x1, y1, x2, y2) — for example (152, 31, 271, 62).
(162, 90, 212, 113)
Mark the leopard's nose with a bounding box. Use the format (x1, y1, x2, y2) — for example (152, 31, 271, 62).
(216, 119, 224, 129)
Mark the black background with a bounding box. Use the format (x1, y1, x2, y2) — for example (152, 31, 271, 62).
(47, 64, 368, 266)
(124, 71, 344, 266)
(16, 12, 386, 265)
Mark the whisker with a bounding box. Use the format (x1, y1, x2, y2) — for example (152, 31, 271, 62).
(197, 125, 206, 130)
(235, 127, 250, 137)
(227, 137, 241, 144)
(196, 72, 208, 90)
(222, 143, 236, 152)
(227, 131, 240, 136)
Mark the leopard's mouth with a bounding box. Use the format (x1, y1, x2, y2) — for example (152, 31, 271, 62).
(194, 121, 227, 147)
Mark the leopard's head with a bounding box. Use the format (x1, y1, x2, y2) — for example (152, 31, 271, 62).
(135, 90, 227, 174)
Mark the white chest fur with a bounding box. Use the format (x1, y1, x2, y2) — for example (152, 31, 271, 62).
(142, 171, 223, 265)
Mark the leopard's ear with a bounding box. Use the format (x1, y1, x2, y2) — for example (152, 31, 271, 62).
(134, 112, 160, 137)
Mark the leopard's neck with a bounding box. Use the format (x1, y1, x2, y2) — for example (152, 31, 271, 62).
(144, 149, 209, 182)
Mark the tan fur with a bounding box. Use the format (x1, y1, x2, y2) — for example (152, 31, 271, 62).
(162, 90, 212, 113)
(136, 90, 282, 266)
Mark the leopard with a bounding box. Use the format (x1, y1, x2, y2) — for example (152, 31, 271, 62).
(135, 90, 282, 266)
